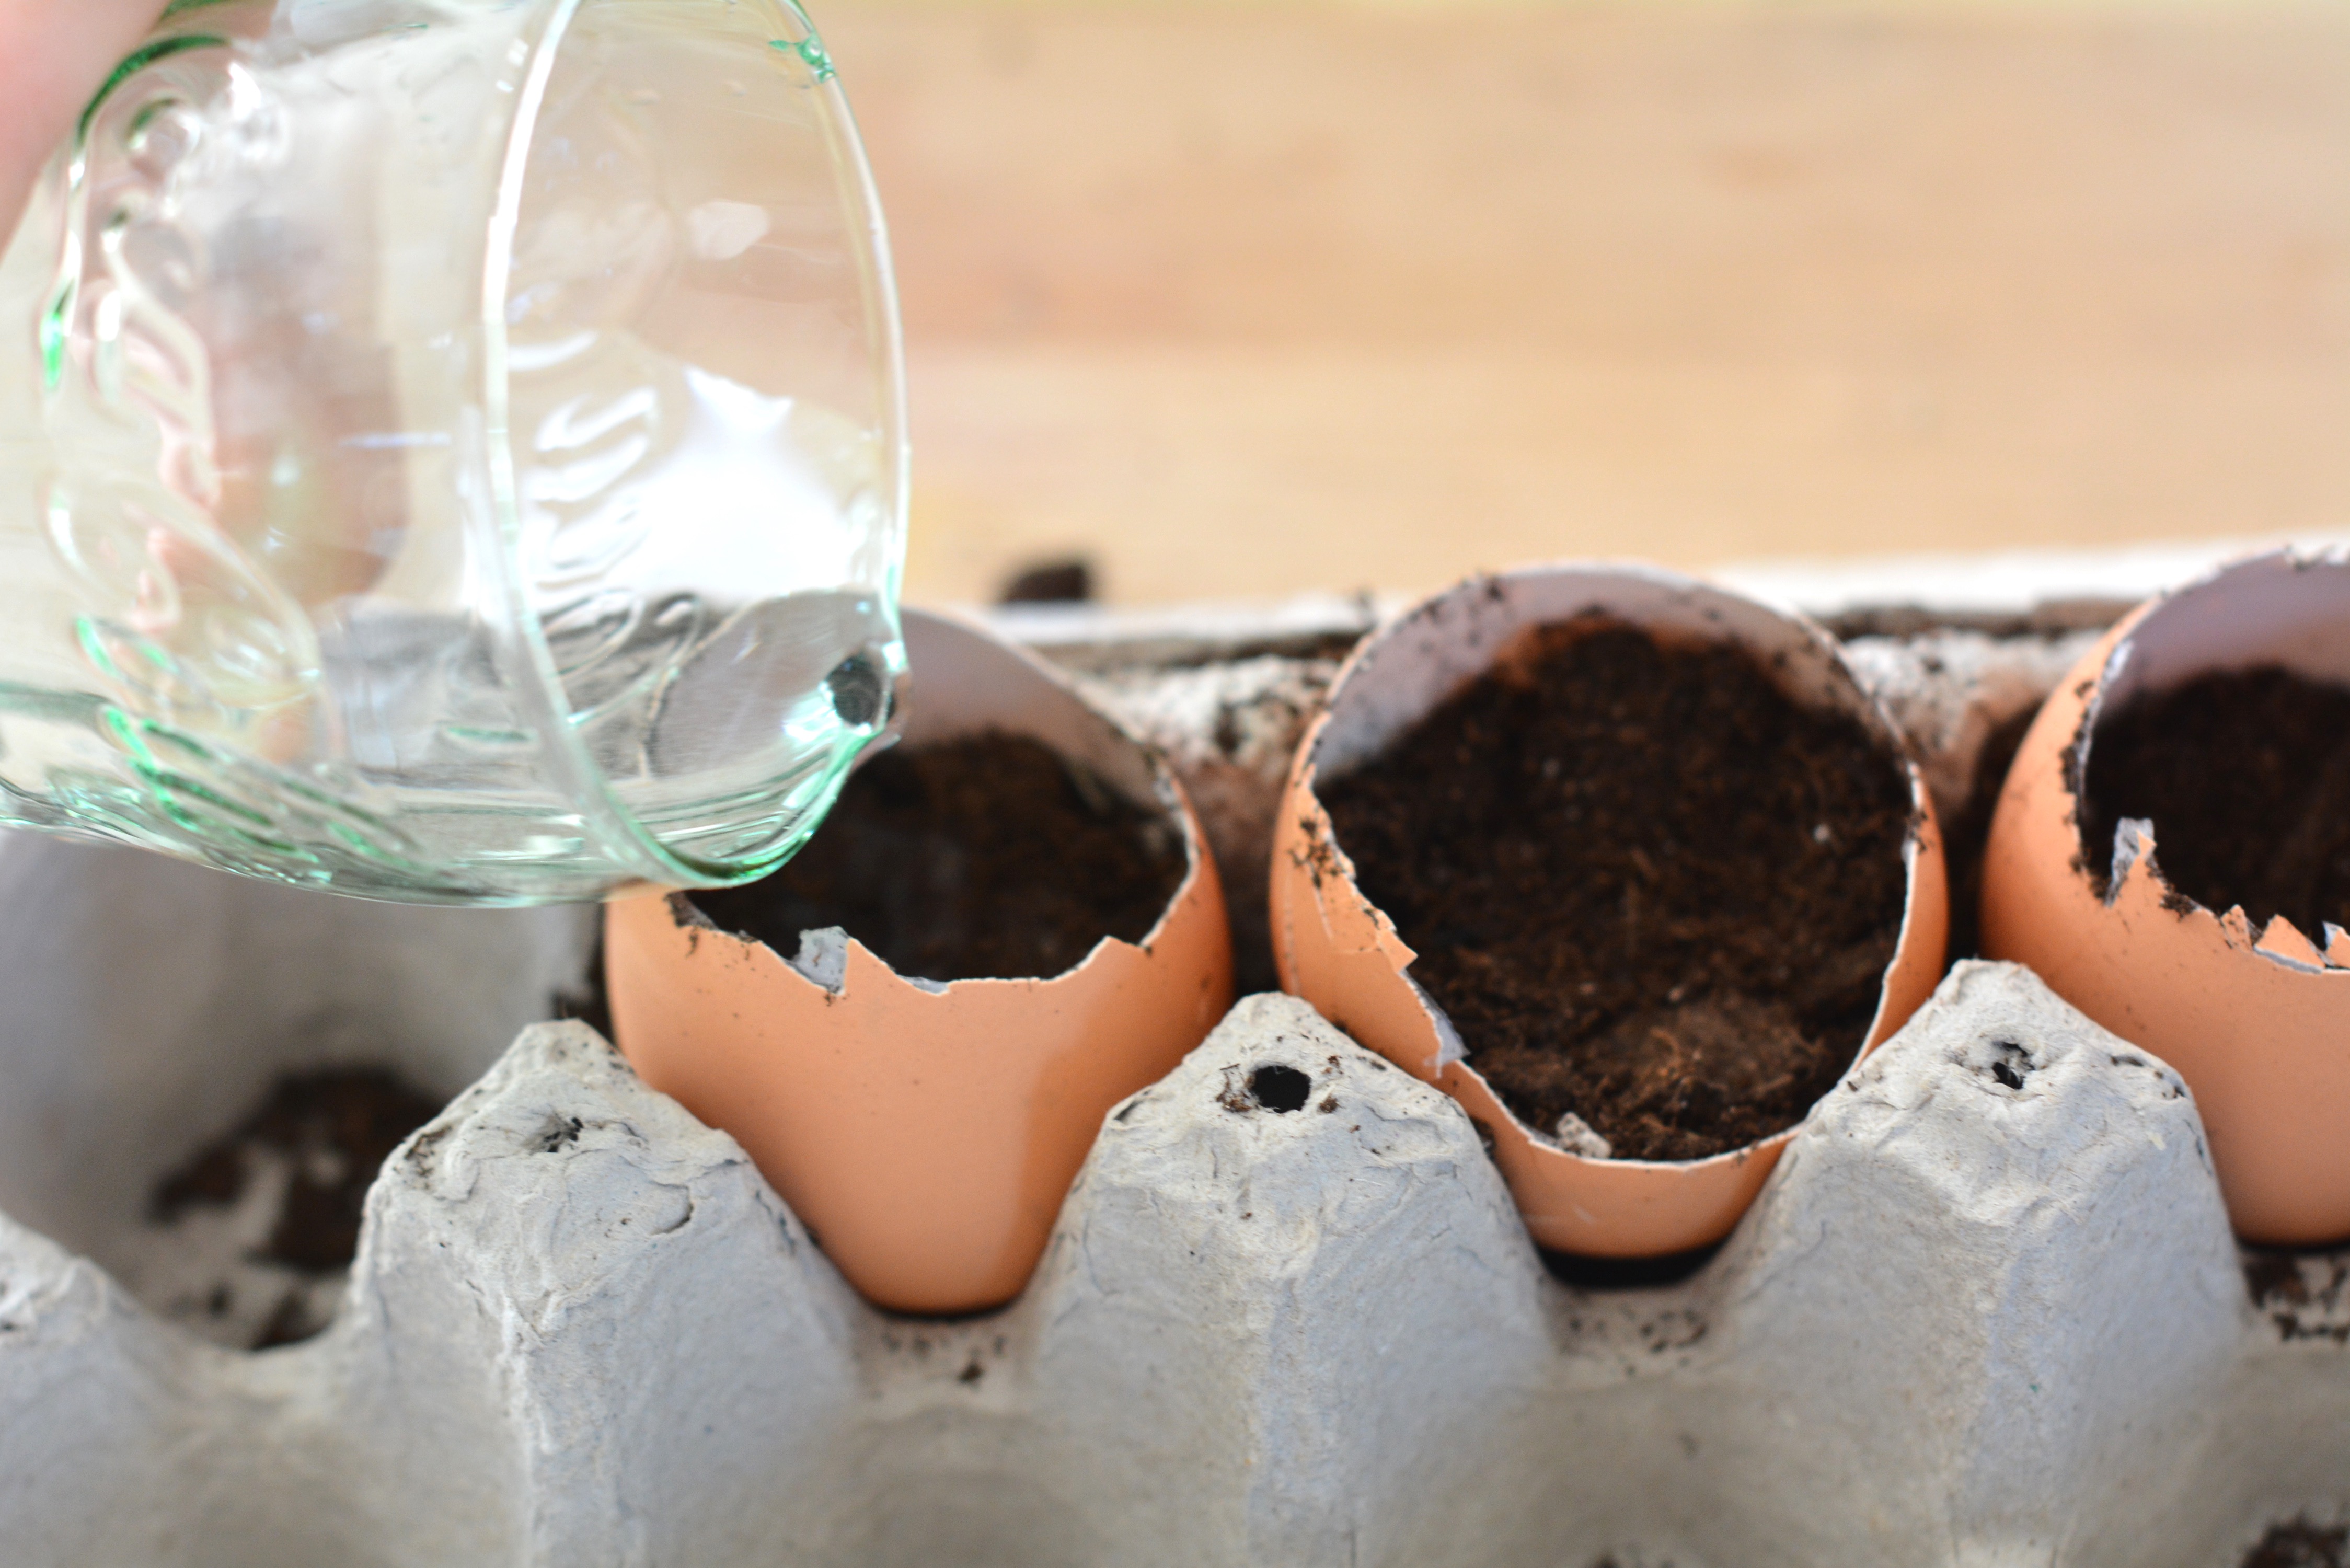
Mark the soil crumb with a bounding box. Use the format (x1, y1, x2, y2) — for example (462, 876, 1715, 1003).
(2081, 666, 2350, 939)
(2244, 1519, 2349, 1568)
(694, 731, 1188, 984)
(146, 1066, 445, 1348)
(1321, 621, 1914, 1162)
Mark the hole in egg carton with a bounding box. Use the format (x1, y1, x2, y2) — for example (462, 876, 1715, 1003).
(0, 831, 597, 1350)
(1243, 1063, 1312, 1113)
(1963, 1034, 2036, 1091)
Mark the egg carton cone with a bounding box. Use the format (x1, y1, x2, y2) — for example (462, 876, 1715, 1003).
(0, 542, 2343, 1567)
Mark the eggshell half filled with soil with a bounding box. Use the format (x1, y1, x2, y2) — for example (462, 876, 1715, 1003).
(607, 609, 1235, 1315)
(1271, 565, 1948, 1259)
(1981, 549, 2350, 1246)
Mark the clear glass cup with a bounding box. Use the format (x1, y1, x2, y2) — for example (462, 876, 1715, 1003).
(0, 0, 906, 904)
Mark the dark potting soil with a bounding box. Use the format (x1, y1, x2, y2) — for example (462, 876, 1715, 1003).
(148, 1067, 445, 1346)
(2080, 666, 2350, 940)
(693, 732, 1188, 984)
(2243, 1249, 2350, 1344)
(2243, 1519, 2349, 1568)
(1319, 621, 1915, 1163)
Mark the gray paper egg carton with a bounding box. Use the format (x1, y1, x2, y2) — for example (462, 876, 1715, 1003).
(0, 557, 2342, 1567)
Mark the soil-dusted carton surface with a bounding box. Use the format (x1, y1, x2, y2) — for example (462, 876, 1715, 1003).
(0, 549, 2344, 1567)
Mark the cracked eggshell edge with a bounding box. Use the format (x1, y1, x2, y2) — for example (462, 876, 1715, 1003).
(605, 608, 1236, 1316)
(1269, 562, 1949, 1260)
(1982, 548, 2350, 1246)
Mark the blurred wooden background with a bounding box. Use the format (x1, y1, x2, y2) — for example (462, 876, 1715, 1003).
(819, 1, 2350, 606)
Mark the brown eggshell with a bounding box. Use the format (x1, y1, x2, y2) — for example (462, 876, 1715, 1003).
(1981, 549, 2350, 1246)
(607, 609, 1236, 1315)
(1271, 565, 1948, 1259)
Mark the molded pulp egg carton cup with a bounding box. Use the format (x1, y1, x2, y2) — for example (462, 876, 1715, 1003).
(1, 544, 2346, 1567)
